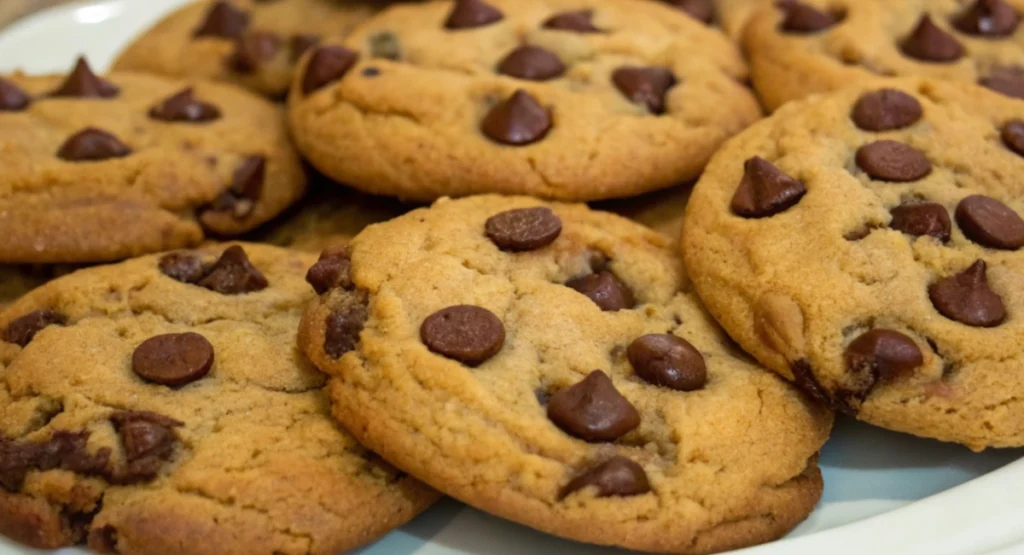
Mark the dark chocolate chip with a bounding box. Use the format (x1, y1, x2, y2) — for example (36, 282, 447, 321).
(207, 155, 266, 219)
(306, 246, 353, 294)
(846, 329, 923, 382)
(889, 202, 951, 242)
(196, 245, 269, 294)
(480, 89, 552, 146)
(50, 57, 119, 98)
(0, 77, 30, 111)
(730, 156, 806, 218)
(670, 0, 714, 24)
(851, 89, 923, 131)
(560, 456, 650, 499)
(109, 411, 182, 483)
(56, 128, 131, 162)
(566, 271, 635, 311)
(159, 252, 207, 284)
(132, 333, 214, 387)
(368, 31, 401, 60)
(324, 296, 369, 358)
(229, 32, 282, 73)
(302, 45, 359, 95)
(420, 305, 505, 365)
(611, 66, 677, 115)
(780, 2, 842, 33)
(790, 359, 833, 408)
(193, 1, 250, 39)
(290, 34, 320, 61)
(627, 334, 707, 391)
(0, 431, 111, 491)
(901, 15, 965, 62)
(1002, 119, 1024, 156)
(855, 140, 931, 182)
(953, 0, 1020, 36)
(485, 207, 562, 251)
(445, 0, 503, 29)
(149, 88, 221, 123)
(929, 260, 1006, 327)
(542, 10, 601, 32)
(956, 195, 1024, 250)
(88, 526, 118, 552)
(497, 45, 566, 81)
(980, 66, 1024, 99)
(547, 370, 640, 442)
(4, 310, 65, 347)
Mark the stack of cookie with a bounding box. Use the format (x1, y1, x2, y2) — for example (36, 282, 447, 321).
(0, 0, 1021, 553)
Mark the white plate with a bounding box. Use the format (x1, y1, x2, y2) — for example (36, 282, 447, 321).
(0, 2, 1022, 554)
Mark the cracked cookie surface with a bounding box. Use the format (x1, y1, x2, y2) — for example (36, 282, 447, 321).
(682, 78, 1024, 450)
(0, 243, 437, 554)
(114, 0, 388, 99)
(0, 61, 306, 263)
(298, 195, 831, 553)
(287, 0, 760, 202)
(745, 0, 1024, 110)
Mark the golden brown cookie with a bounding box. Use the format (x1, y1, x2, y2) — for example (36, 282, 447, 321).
(683, 78, 1024, 451)
(0, 243, 437, 553)
(298, 195, 831, 553)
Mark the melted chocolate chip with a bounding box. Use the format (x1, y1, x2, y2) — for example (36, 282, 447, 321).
(230, 32, 281, 73)
(627, 334, 707, 391)
(1002, 119, 1024, 156)
(889, 202, 951, 242)
(497, 45, 566, 81)
(324, 294, 369, 358)
(306, 247, 353, 294)
(50, 57, 119, 98)
(290, 34, 321, 61)
(193, 1, 250, 39)
(846, 329, 923, 382)
(855, 140, 931, 182)
(980, 66, 1024, 99)
(0, 431, 110, 491)
(953, 0, 1020, 36)
(547, 370, 640, 442)
(566, 271, 635, 311)
(901, 15, 964, 62)
(780, 2, 842, 33)
(671, 0, 714, 24)
(158, 252, 207, 284)
(542, 10, 601, 32)
(560, 456, 650, 499)
(485, 207, 562, 251)
(149, 88, 221, 123)
(420, 305, 505, 365)
(445, 0, 503, 29)
(109, 411, 182, 484)
(956, 195, 1024, 250)
(480, 90, 552, 146)
(207, 155, 266, 219)
(611, 66, 677, 115)
(4, 310, 66, 347)
(0, 78, 30, 111)
(929, 260, 1006, 327)
(851, 89, 923, 131)
(790, 359, 833, 408)
(730, 157, 806, 218)
(132, 333, 215, 386)
(302, 45, 359, 95)
(196, 245, 269, 294)
(57, 128, 131, 162)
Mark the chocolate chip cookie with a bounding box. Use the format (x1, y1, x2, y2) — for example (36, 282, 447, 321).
(682, 78, 1024, 450)
(287, 0, 761, 202)
(114, 0, 391, 99)
(0, 243, 437, 553)
(745, 0, 1024, 110)
(298, 195, 831, 553)
(0, 58, 306, 263)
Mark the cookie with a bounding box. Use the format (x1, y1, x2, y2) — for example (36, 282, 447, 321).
(114, 0, 390, 99)
(0, 243, 437, 553)
(0, 58, 306, 264)
(298, 195, 831, 553)
(682, 78, 1024, 450)
(287, 0, 761, 202)
(745, 0, 1024, 110)
(0, 265, 79, 310)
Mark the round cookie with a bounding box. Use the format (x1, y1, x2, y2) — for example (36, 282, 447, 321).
(288, 0, 761, 202)
(745, 0, 1024, 111)
(0, 243, 437, 553)
(114, 0, 390, 99)
(0, 58, 306, 264)
(298, 195, 831, 553)
(682, 78, 1024, 451)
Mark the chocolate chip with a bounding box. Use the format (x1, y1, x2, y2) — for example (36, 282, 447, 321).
(445, 0, 503, 29)
(890, 202, 951, 242)
(956, 195, 1024, 250)
(196, 245, 269, 294)
(193, 1, 250, 39)
(290, 34, 320, 61)
(207, 155, 266, 219)
(159, 252, 207, 284)
(50, 57, 119, 98)
(497, 45, 566, 81)
(109, 411, 182, 483)
(306, 247, 352, 294)
(149, 88, 221, 123)
(855, 140, 931, 182)
(230, 32, 281, 73)
(547, 370, 640, 442)
(611, 66, 677, 115)
(56, 128, 131, 162)
(560, 456, 650, 499)
(4, 310, 65, 347)
(485, 207, 562, 251)
(0, 431, 110, 491)
(901, 15, 964, 62)
(566, 271, 635, 311)
(420, 305, 505, 365)
(851, 89, 923, 131)
(953, 0, 1020, 36)
(929, 260, 1006, 327)
(980, 67, 1024, 99)
(542, 10, 601, 32)
(627, 334, 707, 391)
(779, 2, 842, 33)
(324, 296, 369, 358)
(790, 359, 832, 407)
(480, 89, 552, 146)
(670, 0, 714, 24)
(846, 329, 923, 382)
(362, 67, 381, 77)
(368, 31, 401, 60)
(0, 78, 30, 111)
(1002, 119, 1024, 156)
(302, 45, 359, 95)
(132, 333, 214, 387)
(730, 157, 807, 218)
